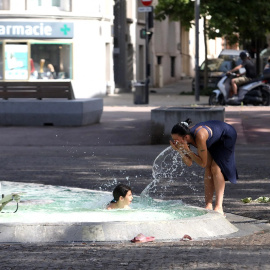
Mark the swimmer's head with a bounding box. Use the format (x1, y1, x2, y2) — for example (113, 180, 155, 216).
(112, 184, 132, 202)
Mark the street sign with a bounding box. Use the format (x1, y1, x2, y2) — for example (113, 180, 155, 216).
(138, 6, 152, 12)
(141, 0, 152, 6)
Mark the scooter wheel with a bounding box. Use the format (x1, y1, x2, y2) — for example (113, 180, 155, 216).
(209, 93, 224, 105)
(261, 90, 270, 106)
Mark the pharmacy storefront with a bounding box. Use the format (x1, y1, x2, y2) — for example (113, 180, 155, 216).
(0, 21, 73, 81)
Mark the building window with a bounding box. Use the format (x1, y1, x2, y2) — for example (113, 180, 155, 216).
(26, 0, 71, 12)
(170, 56, 175, 77)
(51, 0, 60, 6)
(30, 42, 72, 80)
(0, 43, 3, 79)
(0, 41, 72, 80)
(0, 0, 10, 10)
(157, 56, 162, 65)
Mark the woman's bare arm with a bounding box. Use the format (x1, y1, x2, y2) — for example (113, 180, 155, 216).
(186, 131, 208, 168)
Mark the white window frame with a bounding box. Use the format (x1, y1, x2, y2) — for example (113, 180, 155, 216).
(0, 0, 10, 10)
(26, 0, 71, 12)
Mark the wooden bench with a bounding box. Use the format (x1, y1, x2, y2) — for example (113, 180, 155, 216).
(0, 81, 75, 100)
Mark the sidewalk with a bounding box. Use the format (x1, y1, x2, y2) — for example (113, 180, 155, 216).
(0, 79, 270, 269)
(104, 78, 270, 146)
(106, 78, 208, 107)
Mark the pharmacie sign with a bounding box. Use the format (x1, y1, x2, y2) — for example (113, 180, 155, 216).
(0, 22, 73, 39)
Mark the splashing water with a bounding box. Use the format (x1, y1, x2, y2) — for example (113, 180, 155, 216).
(140, 146, 186, 201)
(140, 145, 204, 204)
(152, 146, 184, 179)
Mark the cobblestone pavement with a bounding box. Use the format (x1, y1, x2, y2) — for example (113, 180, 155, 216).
(0, 229, 270, 270)
(0, 83, 270, 269)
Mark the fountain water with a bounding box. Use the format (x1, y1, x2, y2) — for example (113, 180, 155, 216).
(0, 181, 204, 223)
(141, 146, 184, 198)
(0, 147, 238, 243)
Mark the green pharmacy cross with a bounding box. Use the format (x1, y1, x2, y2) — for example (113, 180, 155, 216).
(60, 24, 71, 36)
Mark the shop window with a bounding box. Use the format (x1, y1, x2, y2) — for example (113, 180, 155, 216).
(26, 0, 71, 11)
(1, 42, 72, 80)
(0, 43, 3, 80)
(5, 43, 28, 80)
(30, 43, 72, 80)
(0, 0, 10, 10)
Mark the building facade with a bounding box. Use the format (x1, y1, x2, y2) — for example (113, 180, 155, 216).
(0, 0, 222, 98)
(113, 0, 186, 92)
(0, 0, 114, 98)
(116, 0, 222, 92)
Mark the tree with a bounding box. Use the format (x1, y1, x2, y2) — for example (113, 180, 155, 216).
(207, 0, 270, 73)
(155, 0, 270, 77)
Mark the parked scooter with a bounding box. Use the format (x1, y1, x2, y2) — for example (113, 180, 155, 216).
(209, 73, 270, 106)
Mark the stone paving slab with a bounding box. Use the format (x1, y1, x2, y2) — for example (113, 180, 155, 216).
(0, 228, 270, 270)
(0, 81, 270, 269)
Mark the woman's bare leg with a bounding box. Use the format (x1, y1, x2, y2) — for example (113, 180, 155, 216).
(204, 152, 214, 210)
(211, 160, 225, 214)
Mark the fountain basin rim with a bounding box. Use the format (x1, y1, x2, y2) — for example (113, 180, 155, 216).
(0, 208, 238, 243)
(0, 209, 219, 226)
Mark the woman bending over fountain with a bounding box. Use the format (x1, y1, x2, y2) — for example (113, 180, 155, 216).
(106, 184, 133, 210)
(170, 118, 238, 215)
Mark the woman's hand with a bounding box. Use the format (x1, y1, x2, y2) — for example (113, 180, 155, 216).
(170, 139, 192, 166)
(170, 139, 178, 151)
(170, 140, 189, 154)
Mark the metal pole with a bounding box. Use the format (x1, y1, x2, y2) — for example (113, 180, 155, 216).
(145, 11, 149, 104)
(195, 0, 200, 101)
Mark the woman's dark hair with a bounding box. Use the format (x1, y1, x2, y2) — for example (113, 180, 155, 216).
(171, 118, 192, 136)
(111, 184, 131, 203)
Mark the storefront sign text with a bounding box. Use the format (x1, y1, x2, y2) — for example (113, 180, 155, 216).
(0, 22, 73, 39)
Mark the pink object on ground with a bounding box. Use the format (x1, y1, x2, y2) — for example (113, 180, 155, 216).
(180, 234, 192, 241)
(131, 233, 155, 243)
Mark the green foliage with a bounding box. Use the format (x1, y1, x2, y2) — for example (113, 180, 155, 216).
(155, 0, 194, 29)
(155, 0, 270, 45)
(206, 0, 270, 45)
(155, 0, 270, 76)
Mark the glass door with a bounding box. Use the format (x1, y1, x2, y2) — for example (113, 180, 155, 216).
(4, 42, 29, 80)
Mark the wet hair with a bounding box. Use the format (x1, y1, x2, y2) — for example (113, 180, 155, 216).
(171, 118, 192, 136)
(111, 184, 131, 203)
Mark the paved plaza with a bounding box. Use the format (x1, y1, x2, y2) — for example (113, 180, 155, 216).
(0, 79, 270, 269)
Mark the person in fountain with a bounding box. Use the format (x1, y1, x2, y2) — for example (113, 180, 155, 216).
(106, 184, 133, 210)
(170, 118, 238, 216)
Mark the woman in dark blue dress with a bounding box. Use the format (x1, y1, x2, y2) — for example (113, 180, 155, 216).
(170, 118, 238, 215)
